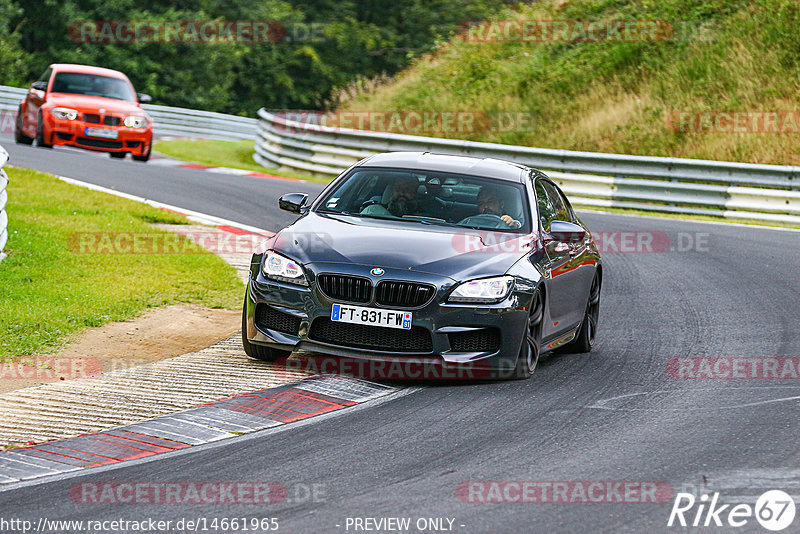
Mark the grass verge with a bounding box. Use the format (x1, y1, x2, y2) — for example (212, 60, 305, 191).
(153, 139, 331, 184)
(0, 166, 244, 361)
(337, 0, 800, 167)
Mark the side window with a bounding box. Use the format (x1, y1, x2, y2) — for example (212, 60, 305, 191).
(37, 68, 52, 83)
(534, 180, 556, 230)
(541, 181, 572, 223)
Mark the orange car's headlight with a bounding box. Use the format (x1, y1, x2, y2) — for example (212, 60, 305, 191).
(124, 115, 149, 128)
(50, 107, 78, 120)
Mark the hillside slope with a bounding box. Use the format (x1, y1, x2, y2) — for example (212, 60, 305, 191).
(337, 0, 800, 165)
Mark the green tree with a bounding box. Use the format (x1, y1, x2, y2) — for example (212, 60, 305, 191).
(5, 0, 513, 114)
(0, 0, 27, 86)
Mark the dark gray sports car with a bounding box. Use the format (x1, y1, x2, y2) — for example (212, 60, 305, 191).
(243, 152, 602, 379)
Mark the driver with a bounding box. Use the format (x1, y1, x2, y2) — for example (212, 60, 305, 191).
(473, 186, 522, 228)
(360, 176, 420, 217)
(94, 76, 120, 99)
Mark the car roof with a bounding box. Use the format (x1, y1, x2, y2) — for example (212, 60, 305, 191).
(49, 64, 129, 80)
(357, 152, 529, 183)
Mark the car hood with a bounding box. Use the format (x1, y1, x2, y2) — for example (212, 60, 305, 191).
(272, 213, 536, 281)
(46, 93, 146, 115)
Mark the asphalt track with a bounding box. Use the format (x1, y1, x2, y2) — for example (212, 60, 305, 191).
(0, 133, 319, 232)
(2, 135, 800, 533)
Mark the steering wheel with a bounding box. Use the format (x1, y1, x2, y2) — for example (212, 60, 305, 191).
(457, 213, 509, 229)
(360, 199, 379, 211)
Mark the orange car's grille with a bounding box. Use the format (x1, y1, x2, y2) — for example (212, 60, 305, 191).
(81, 114, 122, 126)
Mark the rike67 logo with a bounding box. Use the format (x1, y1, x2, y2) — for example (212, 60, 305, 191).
(668, 490, 796, 531)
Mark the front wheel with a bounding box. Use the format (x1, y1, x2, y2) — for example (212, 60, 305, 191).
(109, 152, 126, 159)
(513, 290, 543, 379)
(35, 113, 52, 148)
(241, 297, 290, 362)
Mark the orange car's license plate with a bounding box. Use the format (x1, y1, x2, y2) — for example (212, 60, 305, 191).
(84, 127, 118, 139)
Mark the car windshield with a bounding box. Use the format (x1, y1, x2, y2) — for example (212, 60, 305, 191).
(50, 72, 136, 102)
(317, 168, 531, 232)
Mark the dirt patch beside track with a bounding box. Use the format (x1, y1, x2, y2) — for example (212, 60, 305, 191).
(0, 304, 238, 394)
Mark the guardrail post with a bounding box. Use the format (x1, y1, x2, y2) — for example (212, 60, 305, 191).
(0, 144, 9, 263)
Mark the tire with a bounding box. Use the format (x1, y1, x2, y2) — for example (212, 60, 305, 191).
(560, 273, 601, 354)
(132, 142, 151, 162)
(241, 297, 290, 362)
(109, 152, 127, 159)
(14, 109, 33, 145)
(35, 113, 52, 148)
(513, 289, 543, 379)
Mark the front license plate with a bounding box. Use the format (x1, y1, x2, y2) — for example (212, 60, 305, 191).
(331, 303, 412, 330)
(84, 127, 118, 139)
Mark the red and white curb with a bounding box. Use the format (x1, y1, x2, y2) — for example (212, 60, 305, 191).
(148, 154, 305, 182)
(0, 376, 397, 486)
(0, 172, 404, 487)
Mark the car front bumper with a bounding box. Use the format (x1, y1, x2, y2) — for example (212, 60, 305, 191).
(47, 117, 152, 155)
(244, 262, 533, 375)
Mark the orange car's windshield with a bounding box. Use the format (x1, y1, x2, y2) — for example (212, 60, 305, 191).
(50, 72, 136, 102)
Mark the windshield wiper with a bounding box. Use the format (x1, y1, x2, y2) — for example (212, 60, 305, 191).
(326, 211, 396, 221)
(412, 220, 482, 230)
(324, 211, 509, 230)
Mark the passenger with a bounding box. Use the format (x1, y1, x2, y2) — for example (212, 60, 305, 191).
(361, 176, 420, 217)
(94, 77, 121, 99)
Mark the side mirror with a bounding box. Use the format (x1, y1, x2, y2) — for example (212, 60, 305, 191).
(547, 220, 586, 244)
(279, 193, 308, 214)
(137, 93, 152, 103)
(31, 81, 47, 92)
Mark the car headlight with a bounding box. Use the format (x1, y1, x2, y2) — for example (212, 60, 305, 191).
(448, 275, 514, 303)
(50, 107, 78, 120)
(124, 115, 149, 128)
(262, 251, 308, 286)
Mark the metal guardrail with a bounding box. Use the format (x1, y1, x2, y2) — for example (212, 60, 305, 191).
(0, 144, 9, 262)
(142, 105, 256, 140)
(254, 109, 800, 224)
(0, 85, 257, 140)
(0, 86, 26, 113)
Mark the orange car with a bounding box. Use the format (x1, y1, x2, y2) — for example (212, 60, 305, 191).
(15, 63, 154, 161)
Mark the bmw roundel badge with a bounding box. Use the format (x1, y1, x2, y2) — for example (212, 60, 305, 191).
(371, 268, 385, 276)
